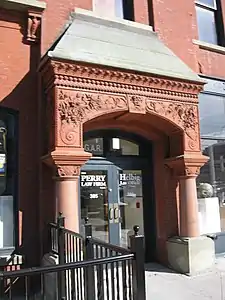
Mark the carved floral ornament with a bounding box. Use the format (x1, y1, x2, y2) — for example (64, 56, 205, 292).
(56, 89, 199, 151)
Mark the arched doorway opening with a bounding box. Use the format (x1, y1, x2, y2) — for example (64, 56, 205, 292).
(81, 129, 156, 261)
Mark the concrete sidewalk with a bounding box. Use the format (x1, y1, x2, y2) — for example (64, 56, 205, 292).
(146, 258, 225, 300)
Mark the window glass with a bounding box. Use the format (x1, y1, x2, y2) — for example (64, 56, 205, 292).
(92, 0, 124, 18)
(115, 0, 124, 18)
(80, 170, 109, 242)
(196, 5, 218, 44)
(197, 139, 225, 233)
(0, 196, 14, 249)
(0, 111, 17, 252)
(118, 170, 144, 248)
(84, 138, 103, 156)
(196, 0, 216, 8)
(111, 138, 139, 155)
(199, 93, 225, 138)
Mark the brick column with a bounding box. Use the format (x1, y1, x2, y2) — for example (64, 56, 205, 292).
(55, 167, 80, 232)
(165, 153, 208, 238)
(43, 150, 91, 232)
(179, 174, 199, 237)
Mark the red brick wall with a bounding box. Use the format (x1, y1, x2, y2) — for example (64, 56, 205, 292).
(198, 49, 225, 78)
(196, 0, 225, 78)
(41, 0, 92, 54)
(0, 9, 40, 265)
(133, 0, 149, 24)
(151, 0, 199, 72)
(41, 0, 225, 78)
(2, 0, 225, 266)
(150, 0, 225, 78)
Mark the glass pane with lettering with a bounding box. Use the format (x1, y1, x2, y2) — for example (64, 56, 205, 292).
(84, 138, 103, 156)
(80, 170, 109, 242)
(118, 170, 144, 248)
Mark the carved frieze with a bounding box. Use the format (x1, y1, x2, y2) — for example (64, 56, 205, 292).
(128, 95, 146, 114)
(57, 90, 127, 146)
(56, 89, 200, 151)
(146, 100, 199, 150)
(49, 61, 203, 98)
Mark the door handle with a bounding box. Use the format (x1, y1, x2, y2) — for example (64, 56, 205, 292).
(109, 208, 114, 223)
(114, 207, 119, 219)
(113, 207, 120, 223)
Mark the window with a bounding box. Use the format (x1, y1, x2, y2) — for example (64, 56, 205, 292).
(199, 93, 225, 138)
(0, 108, 18, 256)
(84, 136, 140, 156)
(197, 78, 225, 250)
(195, 0, 223, 45)
(197, 139, 225, 231)
(92, 0, 134, 20)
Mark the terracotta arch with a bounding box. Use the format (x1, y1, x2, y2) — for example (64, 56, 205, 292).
(55, 88, 198, 154)
(40, 60, 209, 265)
(83, 113, 180, 262)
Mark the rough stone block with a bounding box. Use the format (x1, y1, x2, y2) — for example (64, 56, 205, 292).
(167, 236, 215, 275)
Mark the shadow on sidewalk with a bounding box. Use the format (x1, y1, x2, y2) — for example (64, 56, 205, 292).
(145, 263, 177, 274)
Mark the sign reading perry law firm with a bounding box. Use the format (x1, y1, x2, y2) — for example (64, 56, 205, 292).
(81, 174, 107, 187)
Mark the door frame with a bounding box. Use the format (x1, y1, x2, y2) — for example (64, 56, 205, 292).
(81, 129, 156, 261)
(80, 160, 120, 245)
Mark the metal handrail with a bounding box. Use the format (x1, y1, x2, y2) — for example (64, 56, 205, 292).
(0, 254, 134, 278)
(88, 236, 132, 255)
(48, 223, 84, 240)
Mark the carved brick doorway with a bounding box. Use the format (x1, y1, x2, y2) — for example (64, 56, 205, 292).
(40, 60, 208, 263)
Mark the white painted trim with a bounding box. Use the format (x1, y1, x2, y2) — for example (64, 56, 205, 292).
(193, 39, 225, 54)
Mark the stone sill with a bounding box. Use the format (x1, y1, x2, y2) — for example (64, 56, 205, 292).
(0, 0, 46, 12)
(193, 39, 225, 55)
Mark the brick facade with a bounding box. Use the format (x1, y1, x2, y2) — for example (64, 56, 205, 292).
(0, 0, 224, 265)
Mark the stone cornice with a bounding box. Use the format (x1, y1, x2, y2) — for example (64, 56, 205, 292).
(40, 60, 204, 102)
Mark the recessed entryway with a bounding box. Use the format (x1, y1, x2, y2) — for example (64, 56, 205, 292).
(80, 130, 156, 261)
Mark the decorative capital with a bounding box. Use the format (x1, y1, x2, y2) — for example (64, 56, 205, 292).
(165, 152, 209, 178)
(41, 149, 92, 178)
(57, 165, 80, 178)
(26, 10, 42, 43)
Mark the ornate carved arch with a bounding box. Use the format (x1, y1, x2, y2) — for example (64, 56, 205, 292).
(41, 60, 204, 164)
(55, 88, 200, 152)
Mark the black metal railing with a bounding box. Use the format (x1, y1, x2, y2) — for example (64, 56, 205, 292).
(1, 214, 146, 300)
(48, 212, 84, 264)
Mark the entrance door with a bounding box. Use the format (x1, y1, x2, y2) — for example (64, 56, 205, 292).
(80, 162, 120, 245)
(80, 160, 145, 248)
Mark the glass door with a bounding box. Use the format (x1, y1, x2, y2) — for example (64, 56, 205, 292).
(117, 168, 144, 248)
(80, 164, 120, 245)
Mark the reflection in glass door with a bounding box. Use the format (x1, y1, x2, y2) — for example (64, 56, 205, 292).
(80, 169, 109, 242)
(80, 164, 145, 248)
(118, 169, 144, 248)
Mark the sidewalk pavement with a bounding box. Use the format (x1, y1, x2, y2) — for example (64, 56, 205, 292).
(146, 257, 225, 300)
